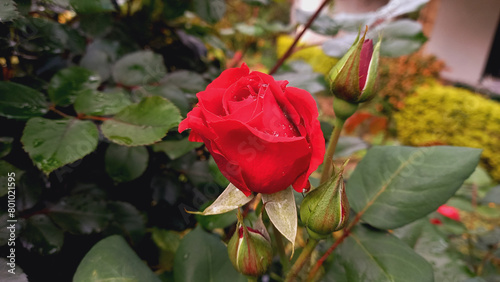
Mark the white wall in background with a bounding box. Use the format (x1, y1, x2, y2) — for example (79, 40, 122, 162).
(424, 0, 500, 85)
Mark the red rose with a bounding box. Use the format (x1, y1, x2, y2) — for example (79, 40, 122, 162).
(179, 64, 325, 196)
(437, 204, 460, 221)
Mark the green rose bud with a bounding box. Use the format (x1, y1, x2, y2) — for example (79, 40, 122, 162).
(227, 221, 272, 277)
(329, 28, 381, 106)
(300, 166, 349, 240)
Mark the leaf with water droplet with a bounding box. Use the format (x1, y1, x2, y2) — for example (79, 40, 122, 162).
(21, 117, 99, 174)
(101, 96, 182, 146)
(262, 186, 297, 256)
(0, 82, 49, 120)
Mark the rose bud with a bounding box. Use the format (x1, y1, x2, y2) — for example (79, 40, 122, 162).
(179, 63, 325, 196)
(227, 222, 272, 277)
(300, 167, 349, 239)
(329, 29, 381, 119)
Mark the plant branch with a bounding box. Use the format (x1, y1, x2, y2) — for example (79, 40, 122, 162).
(49, 105, 71, 118)
(307, 211, 363, 280)
(476, 242, 499, 276)
(77, 113, 111, 121)
(268, 0, 331, 75)
(284, 238, 318, 282)
(320, 118, 345, 183)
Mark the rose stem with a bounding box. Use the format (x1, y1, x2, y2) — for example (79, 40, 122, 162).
(284, 238, 319, 282)
(320, 118, 345, 183)
(272, 224, 291, 273)
(268, 0, 332, 75)
(247, 277, 258, 282)
(306, 210, 364, 280)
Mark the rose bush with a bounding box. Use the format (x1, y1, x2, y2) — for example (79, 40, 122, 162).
(179, 63, 325, 196)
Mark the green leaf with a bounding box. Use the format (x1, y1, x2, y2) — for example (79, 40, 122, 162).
(395, 219, 471, 281)
(163, 0, 189, 19)
(105, 201, 146, 243)
(21, 118, 99, 174)
(74, 89, 132, 116)
(152, 138, 202, 160)
(0, 258, 28, 282)
(334, 136, 368, 158)
(335, 225, 434, 282)
(0, 0, 19, 22)
(196, 200, 236, 231)
(191, 0, 226, 24)
(376, 20, 427, 57)
(14, 17, 86, 54)
(347, 146, 481, 230)
(262, 186, 297, 253)
(234, 23, 265, 36)
(135, 84, 190, 116)
(173, 226, 246, 282)
(48, 66, 101, 106)
(208, 156, 230, 187)
(74, 235, 160, 282)
(20, 214, 64, 255)
(152, 228, 181, 271)
(243, 0, 270, 6)
(273, 61, 326, 94)
(0, 82, 49, 119)
(101, 96, 181, 146)
(0, 137, 13, 158)
(79, 38, 129, 80)
(17, 172, 43, 211)
(322, 33, 358, 58)
(392, 218, 426, 248)
(69, 0, 114, 13)
(105, 144, 149, 183)
(48, 194, 111, 234)
(0, 160, 21, 197)
(376, 0, 429, 19)
(295, 9, 340, 36)
(162, 70, 207, 94)
(112, 51, 167, 87)
(189, 183, 254, 215)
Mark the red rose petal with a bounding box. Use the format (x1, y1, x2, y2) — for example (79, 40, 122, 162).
(210, 119, 311, 194)
(285, 87, 325, 191)
(359, 39, 373, 91)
